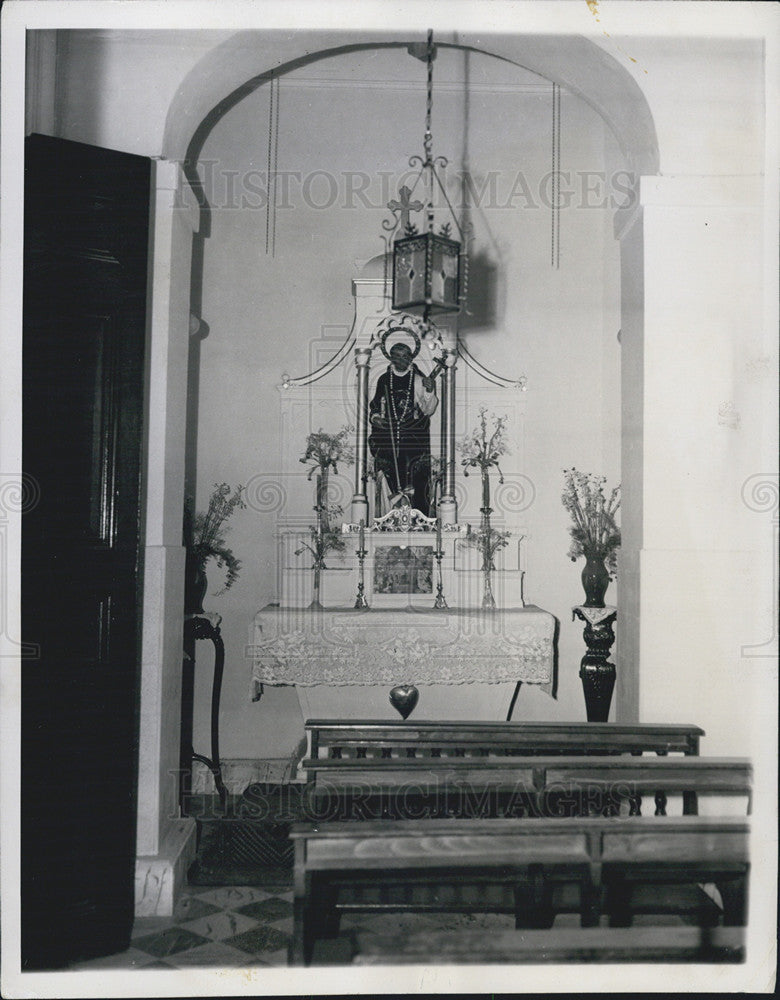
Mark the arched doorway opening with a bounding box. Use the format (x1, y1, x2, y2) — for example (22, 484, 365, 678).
(136, 29, 660, 872)
(166, 29, 657, 716)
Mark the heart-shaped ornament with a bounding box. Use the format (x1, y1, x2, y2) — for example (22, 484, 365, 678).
(389, 684, 419, 719)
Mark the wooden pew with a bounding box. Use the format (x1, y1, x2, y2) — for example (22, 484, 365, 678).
(301, 754, 752, 820)
(352, 926, 746, 965)
(289, 815, 749, 965)
(303, 720, 708, 817)
(306, 720, 705, 761)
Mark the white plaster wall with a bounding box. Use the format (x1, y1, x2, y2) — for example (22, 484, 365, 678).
(31, 29, 234, 157)
(616, 214, 644, 720)
(638, 180, 772, 766)
(607, 37, 765, 178)
(136, 161, 197, 857)
(603, 36, 774, 747)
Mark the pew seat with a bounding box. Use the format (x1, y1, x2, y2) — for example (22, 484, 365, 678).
(290, 815, 749, 965)
(350, 925, 745, 965)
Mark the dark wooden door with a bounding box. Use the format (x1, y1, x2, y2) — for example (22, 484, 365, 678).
(22, 134, 151, 968)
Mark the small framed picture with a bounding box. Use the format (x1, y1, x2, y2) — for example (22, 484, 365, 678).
(372, 544, 433, 598)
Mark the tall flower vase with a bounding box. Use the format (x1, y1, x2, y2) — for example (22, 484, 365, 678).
(482, 566, 496, 609)
(309, 563, 324, 610)
(184, 553, 208, 615)
(480, 469, 496, 609)
(316, 471, 329, 531)
(581, 554, 610, 608)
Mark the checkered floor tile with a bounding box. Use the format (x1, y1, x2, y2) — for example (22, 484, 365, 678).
(69, 887, 295, 970)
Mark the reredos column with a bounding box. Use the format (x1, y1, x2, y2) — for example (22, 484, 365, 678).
(351, 346, 371, 524)
(438, 346, 458, 525)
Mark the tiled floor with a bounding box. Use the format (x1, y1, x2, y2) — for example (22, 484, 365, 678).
(70, 886, 295, 970)
(67, 881, 705, 970)
(68, 883, 533, 970)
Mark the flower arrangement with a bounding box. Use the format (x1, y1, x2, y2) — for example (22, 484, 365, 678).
(561, 468, 621, 577)
(294, 512, 347, 569)
(300, 425, 354, 479)
(184, 482, 247, 594)
(294, 505, 347, 609)
(300, 426, 354, 529)
(458, 408, 509, 483)
(459, 410, 511, 608)
(460, 524, 511, 573)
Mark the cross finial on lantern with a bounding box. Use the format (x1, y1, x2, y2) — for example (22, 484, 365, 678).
(388, 185, 424, 233)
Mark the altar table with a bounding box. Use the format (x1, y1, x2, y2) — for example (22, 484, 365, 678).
(250, 606, 555, 707)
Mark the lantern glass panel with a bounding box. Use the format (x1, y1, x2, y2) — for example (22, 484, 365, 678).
(393, 236, 427, 311)
(393, 232, 460, 314)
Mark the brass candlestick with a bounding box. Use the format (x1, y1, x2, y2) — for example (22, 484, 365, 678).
(354, 519, 369, 609)
(480, 470, 496, 609)
(433, 516, 448, 609)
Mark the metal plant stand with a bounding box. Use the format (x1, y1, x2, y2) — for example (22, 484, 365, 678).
(181, 612, 228, 813)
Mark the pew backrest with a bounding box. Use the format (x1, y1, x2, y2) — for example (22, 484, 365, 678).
(305, 720, 705, 763)
(291, 814, 750, 874)
(300, 754, 752, 818)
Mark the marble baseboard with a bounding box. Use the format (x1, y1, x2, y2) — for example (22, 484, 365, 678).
(135, 817, 197, 917)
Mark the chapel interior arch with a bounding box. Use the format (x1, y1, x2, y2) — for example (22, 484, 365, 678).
(169, 31, 659, 722)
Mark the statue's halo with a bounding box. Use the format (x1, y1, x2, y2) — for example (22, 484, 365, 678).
(379, 324, 422, 362)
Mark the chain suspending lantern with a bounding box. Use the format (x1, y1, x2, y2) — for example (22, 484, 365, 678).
(383, 30, 466, 323)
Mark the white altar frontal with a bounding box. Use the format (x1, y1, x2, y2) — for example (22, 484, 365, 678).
(251, 602, 555, 721)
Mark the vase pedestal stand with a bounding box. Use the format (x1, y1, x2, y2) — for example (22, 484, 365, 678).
(181, 612, 228, 813)
(572, 606, 617, 723)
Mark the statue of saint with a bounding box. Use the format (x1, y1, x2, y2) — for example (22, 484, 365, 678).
(369, 341, 438, 512)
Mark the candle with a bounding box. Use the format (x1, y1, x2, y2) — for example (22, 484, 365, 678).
(436, 515, 442, 553)
(359, 518, 365, 553)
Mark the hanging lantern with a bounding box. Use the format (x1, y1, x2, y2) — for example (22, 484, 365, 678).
(393, 228, 461, 314)
(386, 30, 464, 322)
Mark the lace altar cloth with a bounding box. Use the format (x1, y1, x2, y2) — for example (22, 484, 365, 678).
(250, 605, 555, 697)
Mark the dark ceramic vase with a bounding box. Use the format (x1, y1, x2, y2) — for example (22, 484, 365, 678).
(184, 553, 208, 615)
(581, 554, 610, 608)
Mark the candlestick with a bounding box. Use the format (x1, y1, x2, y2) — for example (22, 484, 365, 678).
(481, 469, 491, 512)
(354, 518, 369, 609)
(433, 516, 448, 609)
